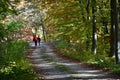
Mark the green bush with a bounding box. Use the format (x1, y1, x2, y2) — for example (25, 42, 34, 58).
(0, 40, 38, 80)
(53, 39, 70, 49)
(0, 66, 37, 80)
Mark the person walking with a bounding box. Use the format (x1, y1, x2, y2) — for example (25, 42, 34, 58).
(37, 36, 41, 46)
(33, 35, 37, 46)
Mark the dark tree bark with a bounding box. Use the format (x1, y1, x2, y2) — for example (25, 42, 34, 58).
(110, 0, 119, 63)
(92, 0, 97, 54)
(110, 0, 115, 57)
(102, 17, 109, 34)
(42, 23, 46, 42)
(86, 0, 91, 50)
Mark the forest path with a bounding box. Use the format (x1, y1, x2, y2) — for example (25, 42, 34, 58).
(28, 42, 120, 80)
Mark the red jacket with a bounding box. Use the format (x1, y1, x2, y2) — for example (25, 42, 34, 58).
(33, 36, 37, 41)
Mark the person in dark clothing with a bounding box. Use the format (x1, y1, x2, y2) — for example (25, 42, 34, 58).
(33, 35, 37, 46)
(37, 36, 41, 46)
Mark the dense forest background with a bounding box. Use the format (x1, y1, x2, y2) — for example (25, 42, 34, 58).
(30, 0, 120, 74)
(0, 0, 120, 80)
(31, 0, 119, 62)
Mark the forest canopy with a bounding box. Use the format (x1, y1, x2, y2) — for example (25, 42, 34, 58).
(29, 0, 120, 64)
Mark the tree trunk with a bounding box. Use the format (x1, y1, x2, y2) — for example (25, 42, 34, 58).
(110, 0, 119, 63)
(92, 0, 97, 54)
(86, 0, 90, 50)
(110, 0, 115, 57)
(42, 23, 46, 42)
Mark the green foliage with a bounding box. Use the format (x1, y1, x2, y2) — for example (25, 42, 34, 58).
(43, 0, 111, 55)
(34, 0, 120, 75)
(0, 21, 24, 43)
(0, 66, 37, 80)
(53, 39, 70, 49)
(53, 40, 94, 62)
(92, 54, 113, 66)
(91, 54, 120, 74)
(0, 40, 38, 80)
(0, 0, 20, 20)
(53, 40, 120, 74)
(0, 23, 6, 39)
(5, 40, 28, 64)
(5, 21, 24, 31)
(0, 1, 39, 79)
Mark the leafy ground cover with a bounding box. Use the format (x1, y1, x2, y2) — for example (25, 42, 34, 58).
(0, 40, 38, 80)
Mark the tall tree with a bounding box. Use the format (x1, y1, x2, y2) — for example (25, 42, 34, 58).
(86, 0, 91, 50)
(92, 0, 97, 54)
(110, 0, 116, 57)
(110, 0, 119, 63)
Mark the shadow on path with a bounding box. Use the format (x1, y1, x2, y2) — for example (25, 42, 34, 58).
(28, 42, 120, 80)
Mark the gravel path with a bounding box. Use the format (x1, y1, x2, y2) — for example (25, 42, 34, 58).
(28, 42, 120, 80)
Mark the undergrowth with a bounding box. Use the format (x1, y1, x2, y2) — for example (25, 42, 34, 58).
(0, 40, 38, 80)
(53, 40, 120, 75)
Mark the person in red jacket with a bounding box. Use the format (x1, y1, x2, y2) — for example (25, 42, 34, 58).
(33, 35, 37, 46)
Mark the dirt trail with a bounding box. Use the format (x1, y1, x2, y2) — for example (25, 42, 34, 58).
(28, 42, 120, 80)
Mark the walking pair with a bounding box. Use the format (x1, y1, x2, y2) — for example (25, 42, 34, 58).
(33, 35, 41, 46)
